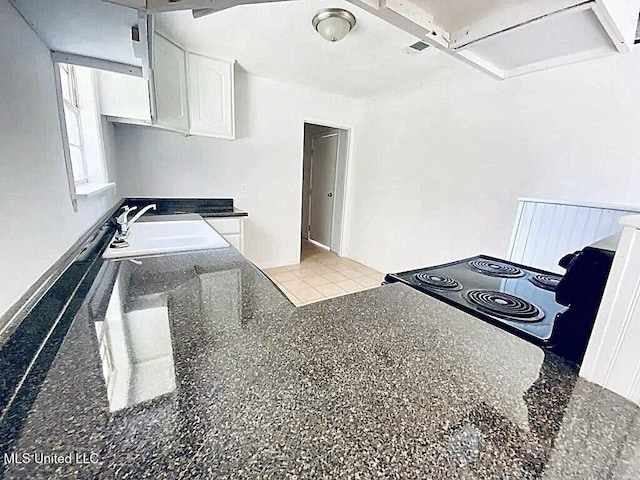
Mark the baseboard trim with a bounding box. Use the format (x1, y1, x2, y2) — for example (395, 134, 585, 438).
(257, 257, 301, 270)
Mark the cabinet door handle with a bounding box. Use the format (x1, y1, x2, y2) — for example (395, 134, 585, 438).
(327, 192, 333, 198)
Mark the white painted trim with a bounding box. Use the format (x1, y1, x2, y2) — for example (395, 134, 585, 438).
(331, 130, 345, 253)
(383, 0, 435, 32)
(346, 0, 450, 49)
(580, 223, 640, 406)
(339, 126, 357, 259)
(51, 51, 143, 77)
(308, 238, 330, 250)
(89, 69, 110, 184)
(621, 214, 640, 229)
(105, 116, 153, 126)
(73, 183, 116, 198)
(602, 280, 640, 387)
(630, 362, 640, 403)
(516, 197, 640, 212)
(147, 15, 157, 122)
(257, 257, 301, 270)
(102, 0, 146, 8)
(506, 200, 525, 260)
(52, 60, 78, 212)
(453, 50, 506, 80)
(137, 11, 151, 80)
(592, 0, 632, 53)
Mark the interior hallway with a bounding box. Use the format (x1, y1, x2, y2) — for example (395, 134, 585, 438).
(264, 240, 385, 306)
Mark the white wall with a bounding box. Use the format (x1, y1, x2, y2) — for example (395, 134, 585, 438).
(0, 0, 119, 319)
(345, 49, 640, 274)
(113, 31, 640, 275)
(114, 71, 364, 268)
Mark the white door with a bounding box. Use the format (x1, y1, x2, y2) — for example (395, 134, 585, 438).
(187, 53, 235, 139)
(153, 33, 189, 133)
(309, 132, 338, 248)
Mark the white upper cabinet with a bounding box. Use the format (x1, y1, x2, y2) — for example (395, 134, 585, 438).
(99, 31, 235, 139)
(153, 33, 190, 133)
(187, 53, 235, 139)
(97, 70, 152, 125)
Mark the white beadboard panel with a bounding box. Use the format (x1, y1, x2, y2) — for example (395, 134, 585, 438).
(508, 199, 640, 273)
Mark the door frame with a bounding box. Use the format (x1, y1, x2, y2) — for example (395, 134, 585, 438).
(299, 116, 355, 262)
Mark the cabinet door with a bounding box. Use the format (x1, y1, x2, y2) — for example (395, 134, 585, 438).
(97, 70, 151, 124)
(187, 53, 235, 139)
(224, 234, 243, 254)
(205, 218, 241, 235)
(205, 218, 244, 253)
(153, 33, 189, 133)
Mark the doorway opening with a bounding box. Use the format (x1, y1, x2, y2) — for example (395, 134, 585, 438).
(301, 122, 349, 259)
(259, 123, 384, 306)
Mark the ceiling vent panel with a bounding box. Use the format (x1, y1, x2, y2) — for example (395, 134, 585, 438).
(403, 40, 431, 55)
(455, 2, 622, 78)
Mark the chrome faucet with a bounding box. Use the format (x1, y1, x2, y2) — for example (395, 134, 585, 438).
(115, 204, 157, 239)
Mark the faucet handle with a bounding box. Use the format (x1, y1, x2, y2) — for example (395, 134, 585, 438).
(116, 205, 137, 224)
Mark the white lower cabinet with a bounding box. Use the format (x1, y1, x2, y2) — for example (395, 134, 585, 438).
(224, 234, 243, 252)
(206, 217, 244, 254)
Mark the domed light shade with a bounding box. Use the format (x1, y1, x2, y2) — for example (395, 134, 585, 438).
(312, 8, 356, 43)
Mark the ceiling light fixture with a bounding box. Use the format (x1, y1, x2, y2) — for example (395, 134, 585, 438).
(312, 8, 356, 43)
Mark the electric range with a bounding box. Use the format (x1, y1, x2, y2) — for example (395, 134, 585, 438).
(384, 255, 566, 346)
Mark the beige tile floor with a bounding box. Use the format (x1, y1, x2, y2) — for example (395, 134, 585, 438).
(264, 240, 385, 306)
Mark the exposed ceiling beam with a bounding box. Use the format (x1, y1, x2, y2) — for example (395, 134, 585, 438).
(192, 0, 295, 18)
(102, 0, 146, 8)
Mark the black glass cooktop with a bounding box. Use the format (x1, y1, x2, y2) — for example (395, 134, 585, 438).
(384, 255, 567, 345)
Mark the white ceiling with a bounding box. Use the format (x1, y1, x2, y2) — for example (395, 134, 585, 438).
(155, 0, 464, 99)
(11, 0, 141, 66)
(415, 0, 523, 33)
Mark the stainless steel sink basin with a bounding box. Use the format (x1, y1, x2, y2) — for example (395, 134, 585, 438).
(102, 218, 229, 259)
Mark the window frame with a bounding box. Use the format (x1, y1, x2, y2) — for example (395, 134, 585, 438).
(53, 61, 81, 211)
(52, 53, 135, 211)
(59, 64, 89, 185)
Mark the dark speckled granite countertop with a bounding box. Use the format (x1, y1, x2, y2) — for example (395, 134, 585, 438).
(1, 237, 639, 478)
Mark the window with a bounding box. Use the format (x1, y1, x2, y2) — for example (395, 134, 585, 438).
(55, 63, 114, 206)
(59, 64, 88, 184)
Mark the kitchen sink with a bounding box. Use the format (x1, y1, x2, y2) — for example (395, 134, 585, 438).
(102, 217, 229, 259)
